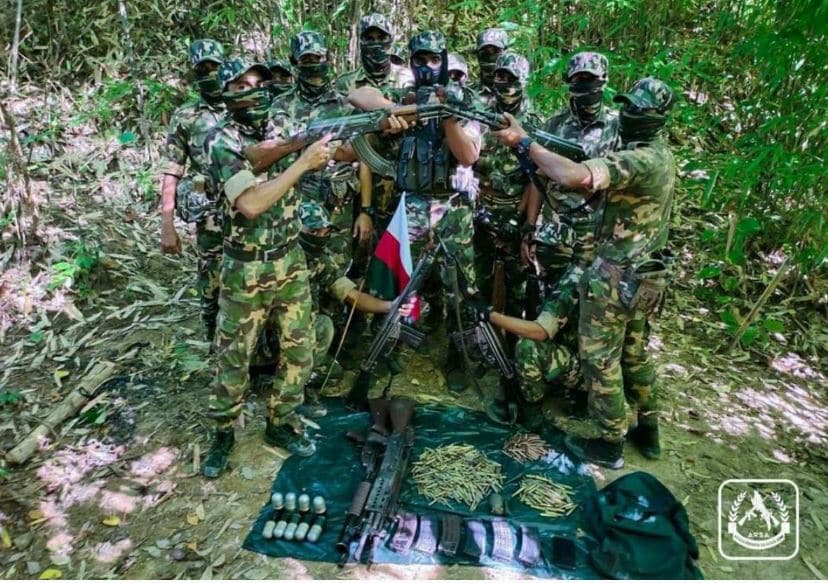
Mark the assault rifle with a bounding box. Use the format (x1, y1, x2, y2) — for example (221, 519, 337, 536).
(346, 248, 438, 410)
(337, 397, 415, 566)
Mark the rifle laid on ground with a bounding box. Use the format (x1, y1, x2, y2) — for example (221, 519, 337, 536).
(337, 397, 416, 566)
(347, 248, 437, 410)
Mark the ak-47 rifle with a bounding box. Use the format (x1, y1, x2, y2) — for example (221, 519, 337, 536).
(346, 248, 437, 410)
(337, 397, 415, 566)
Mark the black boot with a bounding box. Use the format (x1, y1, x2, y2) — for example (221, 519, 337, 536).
(564, 434, 624, 470)
(202, 428, 235, 479)
(445, 342, 471, 394)
(264, 422, 316, 457)
(296, 392, 327, 419)
(628, 417, 661, 459)
(518, 397, 546, 432)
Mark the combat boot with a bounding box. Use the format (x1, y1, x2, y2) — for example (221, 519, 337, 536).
(265, 421, 316, 457)
(564, 435, 624, 470)
(628, 416, 661, 459)
(296, 392, 327, 419)
(444, 343, 471, 393)
(201, 428, 235, 479)
(518, 397, 546, 433)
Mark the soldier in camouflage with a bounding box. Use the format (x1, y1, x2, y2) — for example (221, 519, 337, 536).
(265, 58, 294, 98)
(448, 52, 468, 86)
(491, 77, 676, 469)
(473, 52, 540, 323)
(199, 58, 334, 478)
(336, 13, 405, 93)
(348, 30, 483, 392)
(159, 39, 225, 343)
(470, 28, 508, 109)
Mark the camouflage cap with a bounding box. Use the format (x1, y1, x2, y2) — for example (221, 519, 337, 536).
(291, 31, 328, 60)
(299, 201, 336, 230)
(614, 77, 675, 114)
(360, 13, 393, 37)
(565, 51, 609, 82)
(189, 39, 225, 67)
(495, 51, 530, 85)
(409, 30, 446, 55)
(266, 59, 292, 76)
(390, 42, 407, 61)
(218, 58, 272, 90)
(476, 27, 508, 50)
(447, 52, 468, 76)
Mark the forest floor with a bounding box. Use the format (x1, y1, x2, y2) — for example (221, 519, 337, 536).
(1, 89, 827, 580)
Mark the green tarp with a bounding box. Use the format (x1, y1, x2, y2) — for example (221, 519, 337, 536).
(243, 398, 601, 577)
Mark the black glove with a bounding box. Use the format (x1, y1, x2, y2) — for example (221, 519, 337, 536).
(467, 296, 493, 322)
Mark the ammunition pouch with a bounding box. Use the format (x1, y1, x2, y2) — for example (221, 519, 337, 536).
(616, 258, 671, 315)
(175, 175, 219, 224)
(396, 134, 451, 195)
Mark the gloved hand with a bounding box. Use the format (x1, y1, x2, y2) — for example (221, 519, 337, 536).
(467, 296, 493, 322)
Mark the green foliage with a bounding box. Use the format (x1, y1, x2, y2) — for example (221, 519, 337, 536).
(0, 390, 22, 407)
(48, 240, 101, 295)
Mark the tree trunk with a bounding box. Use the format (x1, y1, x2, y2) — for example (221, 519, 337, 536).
(9, 0, 24, 93)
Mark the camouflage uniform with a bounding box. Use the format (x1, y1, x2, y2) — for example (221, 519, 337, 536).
(575, 78, 676, 442)
(162, 39, 225, 341)
(447, 52, 468, 86)
(205, 59, 315, 431)
(272, 31, 356, 273)
(469, 28, 508, 110)
(539, 52, 620, 282)
(473, 52, 539, 318)
(265, 59, 294, 98)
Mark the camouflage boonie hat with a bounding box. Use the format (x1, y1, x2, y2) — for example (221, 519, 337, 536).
(218, 58, 272, 90)
(291, 31, 328, 60)
(189, 39, 225, 67)
(476, 27, 508, 50)
(495, 51, 530, 85)
(266, 59, 292, 76)
(360, 13, 393, 37)
(409, 31, 446, 55)
(565, 51, 609, 82)
(299, 202, 336, 230)
(448, 53, 468, 76)
(614, 77, 675, 114)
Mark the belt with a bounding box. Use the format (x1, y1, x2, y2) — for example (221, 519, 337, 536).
(223, 243, 289, 262)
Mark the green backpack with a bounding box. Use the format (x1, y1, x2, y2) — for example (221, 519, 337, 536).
(583, 471, 704, 579)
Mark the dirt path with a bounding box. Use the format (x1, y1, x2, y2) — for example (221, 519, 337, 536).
(1, 129, 826, 579)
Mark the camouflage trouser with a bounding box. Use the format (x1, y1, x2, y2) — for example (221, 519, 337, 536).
(326, 205, 354, 275)
(407, 193, 477, 330)
(313, 313, 335, 368)
(577, 262, 659, 442)
(472, 219, 526, 318)
(195, 215, 223, 342)
(514, 337, 580, 403)
(208, 245, 315, 429)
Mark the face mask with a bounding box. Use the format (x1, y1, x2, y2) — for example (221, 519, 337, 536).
(297, 62, 330, 97)
(361, 40, 392, 78)
(299, 231, 329, 254)
(494, 80, 523, 112)
(619, 109, 666, 144)
(223, 86, 272, 128)
(266, 80, 293, 97)
(569, 78, 605, 124)
(413, 63, 441, 87)
(195, 69, 223, 102)
(478, 51, 499, 86)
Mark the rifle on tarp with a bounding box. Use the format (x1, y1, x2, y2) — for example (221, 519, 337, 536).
(337, 397, 415, 566)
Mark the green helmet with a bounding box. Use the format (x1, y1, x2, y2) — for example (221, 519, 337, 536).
(188, 39, 225, 68)
(409, 30, 447, 55)
(495, 51, 530, 86)
(299, 202, 335, 230)
(290, 31, 328, 63)
(614, 77, 675, 114)
(476, 27, 508, 50)
(565, 51, 608, 82)
(360, 13, 393, 38)
(266, 59, 292, 76)
(218, 58, 272, 90)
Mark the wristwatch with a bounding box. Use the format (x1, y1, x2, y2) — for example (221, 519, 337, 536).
(359, 205, 375, 219)
(516, 136, 534, 156)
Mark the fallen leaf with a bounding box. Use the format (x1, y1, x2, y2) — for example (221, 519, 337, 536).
(195, 503, 205, 521)
(145, 546, 162, 558)
(102, 516, 121, 527)
(240, 467, 255, 480)
(53, 368, 70, 388)
(28, 510, 44, 521)
(155, 538, 171, 550)
(38, 568, 63, 580)
(186, 513, 200, 526)
(0, 526, 11, 549)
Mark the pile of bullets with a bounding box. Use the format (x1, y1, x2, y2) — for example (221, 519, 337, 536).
(261, 491, 327, 543)
(515, 474, 576, 518)
(502, 433, 551, 463)
(411, 444, 504, 511)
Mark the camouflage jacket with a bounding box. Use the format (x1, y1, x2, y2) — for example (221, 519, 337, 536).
(544, 106, 620, 214)
(163, 98, 223, 192)
(583, 138, 676, 264)
(305, 245, 357, 312)
(203, 118, 301, 251)
(469, 82, 496, 110)
(271, 86, 356, 206)
(335, 65, 408, 96)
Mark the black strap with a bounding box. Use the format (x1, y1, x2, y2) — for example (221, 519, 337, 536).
(222, 243, 289, 262)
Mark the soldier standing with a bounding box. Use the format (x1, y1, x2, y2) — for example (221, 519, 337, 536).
(447, 52, 469, 86)
(470, 28, 508, 109)
(159, 39, 226, 343)
(492, 78, 676, 469)
(200, 58, 333, 478)
(265, 59, 294, 98)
